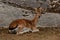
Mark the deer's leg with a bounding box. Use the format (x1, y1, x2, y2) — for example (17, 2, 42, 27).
(16, 25, 32, 35)
(16, 25, 25, 35)
(31, 25, 39, 32)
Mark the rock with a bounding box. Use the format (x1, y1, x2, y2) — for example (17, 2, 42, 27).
(0, 1, 60, 27)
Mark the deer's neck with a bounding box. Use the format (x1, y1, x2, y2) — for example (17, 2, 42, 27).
(32, 11, 41, 24)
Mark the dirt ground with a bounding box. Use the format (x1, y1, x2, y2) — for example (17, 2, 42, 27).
(0, 27, 60, 40)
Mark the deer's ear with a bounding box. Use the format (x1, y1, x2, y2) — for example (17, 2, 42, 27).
(34, 8, 37, 11)
(39, 8, 44, 12)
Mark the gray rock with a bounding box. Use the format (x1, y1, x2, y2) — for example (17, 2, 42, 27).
(0, 2, 60, 28)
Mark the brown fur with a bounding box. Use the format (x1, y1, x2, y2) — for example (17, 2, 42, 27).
(9, 7, 44, 34)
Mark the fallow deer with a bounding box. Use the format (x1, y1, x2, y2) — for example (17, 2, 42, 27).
(8, 7, 44, 34)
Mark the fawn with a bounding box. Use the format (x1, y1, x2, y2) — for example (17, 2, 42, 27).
(9, 7, 44, 34)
